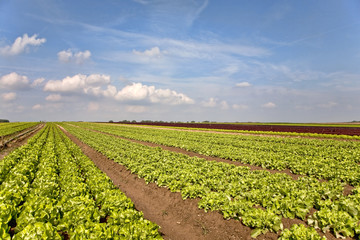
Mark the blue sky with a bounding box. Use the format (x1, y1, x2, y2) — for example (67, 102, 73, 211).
(1, 0, 360, 122)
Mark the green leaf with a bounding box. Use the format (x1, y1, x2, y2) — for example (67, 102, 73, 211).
(251, 228, 266, 238)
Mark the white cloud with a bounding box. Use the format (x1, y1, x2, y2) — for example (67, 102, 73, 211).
(74, 50, 91, 64)
(58, 49, 91, 64)
(31, 77, 45, 87)
(115, 83, 194, 105)
(236, 82, 251, 87)
(57, 50, 72, 63)
(201, 97, 217, 107)
(32, 104, 43, 110)
(44, 74, 110, 93)
(1, 92, 16, 101)
(43, 74, 194, 106)
(262, 102, 276, 108)
(201, 98, 229, 109)
(0, 34, 46, 56)
(232, 104, 248, 110)
(87, 85, 118, 98)
(46, 94, 62, 102)
(0, 72, 30, 90)
(133, 47, 163, 58)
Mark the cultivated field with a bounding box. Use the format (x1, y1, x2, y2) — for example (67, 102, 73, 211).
(1, 122, 360, 239)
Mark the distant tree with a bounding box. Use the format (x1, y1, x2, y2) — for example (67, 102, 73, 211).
(0, 119, 9, 122)
(109, 120, 114, 123)
(191, 121, 195, 123)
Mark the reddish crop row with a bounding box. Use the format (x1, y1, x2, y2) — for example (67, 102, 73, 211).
(115, 122, 360, 136)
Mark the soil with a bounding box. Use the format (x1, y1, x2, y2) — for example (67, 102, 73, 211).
(0, 124, 44, 160)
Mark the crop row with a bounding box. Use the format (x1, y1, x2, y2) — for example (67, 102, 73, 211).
(61, 123, 360, 239)
(117, 123, 360, 140)
(0, 122, 39, 138)
(0, 124, 162, 239)
(119, 122, 360, 136)
(71, 122, 360, 186)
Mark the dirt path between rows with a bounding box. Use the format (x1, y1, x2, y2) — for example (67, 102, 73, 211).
(59, 126, 284, 240)
(0, 123, 45, 160)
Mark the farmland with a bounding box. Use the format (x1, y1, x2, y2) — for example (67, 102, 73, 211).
(0, 123, 161, 239)
(1, 122, 360, 239)
(0, 122, 40, 147)
(114, 121, 360, 137)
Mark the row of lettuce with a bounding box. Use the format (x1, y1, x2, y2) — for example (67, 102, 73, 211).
(61, 123, 360, 239)
(0, 123, 162, 239)
(0, 122, 39, 138)
(71, 122, 360, 186)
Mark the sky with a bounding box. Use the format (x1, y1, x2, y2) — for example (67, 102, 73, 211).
(0, 0, 360, 122)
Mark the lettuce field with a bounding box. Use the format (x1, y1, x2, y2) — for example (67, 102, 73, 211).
(1, 122, 360, 239)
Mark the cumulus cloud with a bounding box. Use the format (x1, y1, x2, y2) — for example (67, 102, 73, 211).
(44, 74, 110, 93)
(115, 83, 194, 105)
(58, 49, 91, 64)
(201, 97, 217, 107)
(0, 34, 46, 56)
(46, 94, 62, 102)
(43, 74, 194, 106)
(236, 82, 251, 87)
(0, 72, 30, 90)
(201, 98, 229, 109)
(262, 102, 276, 108)
(57, 50, 72, 63)
(1, 92, 16, 101)
(133, 47, 163, 58)
(31, 77, 45, 87)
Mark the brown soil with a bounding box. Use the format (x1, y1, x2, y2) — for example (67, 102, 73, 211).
(0, 124, 44, 160)
(60, 126, 282, 240)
